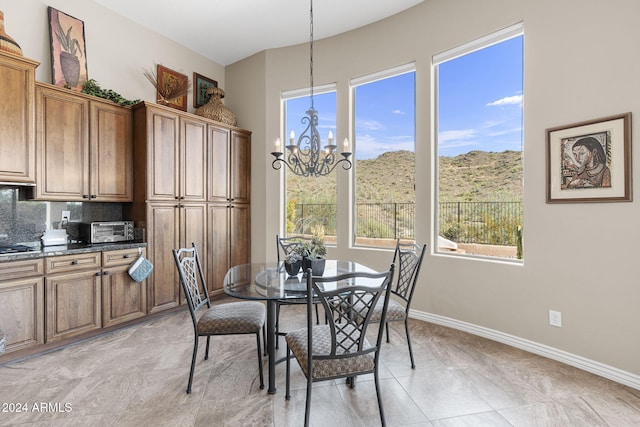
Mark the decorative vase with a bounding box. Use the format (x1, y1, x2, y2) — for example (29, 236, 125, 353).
(284, 259, 302, 276)
(310, 258, 326, 276)
(195, 87, 237, 126)
(0, 11, 23, 56)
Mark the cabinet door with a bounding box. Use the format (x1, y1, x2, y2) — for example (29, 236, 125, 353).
(101, 264, 147, 328)
(35, 84, 90, 201)
(0, 53, 38, 183)
(180, 117, 207, 201)
(230, 130, 251, 204)
(208, 125, 230, 202)
(0, 277, 44, 354)
(90, 101, 133, 201)
(230, 203, 251, 269)
(147, 202, 180, 313)
(207, 203, 230, 296)
(147, 108, 179, 201)
(45, 270, 101, 342)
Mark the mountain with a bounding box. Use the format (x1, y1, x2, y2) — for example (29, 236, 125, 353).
(286, 150, 523, 203)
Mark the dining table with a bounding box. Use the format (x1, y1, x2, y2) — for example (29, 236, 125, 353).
(223, 259, 376, 394)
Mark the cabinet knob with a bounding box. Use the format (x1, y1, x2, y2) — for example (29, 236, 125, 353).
(71, 260, 78, 265)
(83, 195, 90, 199)
(91, 195, 97, 199)
(124, 254, 131, 259)
(95, 271, 102, 276)
(103, 271, 110, 276)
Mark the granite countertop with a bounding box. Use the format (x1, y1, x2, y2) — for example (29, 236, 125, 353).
(0, 241, 147, 262)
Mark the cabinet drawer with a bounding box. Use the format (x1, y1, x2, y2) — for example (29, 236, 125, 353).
(102, 248, 144, 268)
(45, 252, 101, 274)
(0, 259, 44, 281)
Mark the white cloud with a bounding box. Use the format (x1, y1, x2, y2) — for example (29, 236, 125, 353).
(357, 120, 385, 132)
(438, 129, 476, 142)
(486, 94, 523, 107)
(392, 109, 405, 115)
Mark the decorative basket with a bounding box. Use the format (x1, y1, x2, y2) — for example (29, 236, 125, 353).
(0, 11, 22, 56)
(195, 87, 237, 126)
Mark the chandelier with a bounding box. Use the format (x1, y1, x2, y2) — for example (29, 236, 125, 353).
(271, 0, 352, 177)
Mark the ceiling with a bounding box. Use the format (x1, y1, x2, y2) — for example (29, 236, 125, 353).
(93, 0, 424, 66)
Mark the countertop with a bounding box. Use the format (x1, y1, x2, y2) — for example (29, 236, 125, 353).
(0, 241, 147, 262)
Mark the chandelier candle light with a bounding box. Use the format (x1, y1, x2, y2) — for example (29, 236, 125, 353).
(271, 0, 352, 177)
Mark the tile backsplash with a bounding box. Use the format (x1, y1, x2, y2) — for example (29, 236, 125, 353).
(0, 188, 125, 245)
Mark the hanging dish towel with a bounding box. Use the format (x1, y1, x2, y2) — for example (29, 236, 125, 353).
(128, 255, 153, 282)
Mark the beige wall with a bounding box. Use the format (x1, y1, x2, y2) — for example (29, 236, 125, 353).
(227, 0, 640, 379)
(0, 0, 224, 113)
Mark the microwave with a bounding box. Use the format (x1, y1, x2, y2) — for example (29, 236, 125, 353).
(80, 221, 135, 243)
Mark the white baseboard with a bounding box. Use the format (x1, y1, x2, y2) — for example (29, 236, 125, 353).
(410, 310, 640, 391)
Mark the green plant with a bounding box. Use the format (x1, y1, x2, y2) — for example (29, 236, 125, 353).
(82, 79, 141, 107)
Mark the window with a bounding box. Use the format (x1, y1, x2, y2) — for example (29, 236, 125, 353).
(283, 87, 337, 239)
(352, 65, 416, 249)
(434, 24, 524, 260)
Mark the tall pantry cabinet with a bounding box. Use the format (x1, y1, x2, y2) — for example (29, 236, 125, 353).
(129, 102, 251, 312)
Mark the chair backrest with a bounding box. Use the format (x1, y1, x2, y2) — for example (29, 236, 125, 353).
(172, 243, 210, 325)
(305, 265, 395, 365)
(276, 234, 313, 263)
(391, 241, 426, 307)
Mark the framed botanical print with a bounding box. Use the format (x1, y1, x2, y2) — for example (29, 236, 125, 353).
(48, 7, 88, 91)
(546, 113, 631, 203)
(156, 64, 188, 111)
(193, 72, 218, 108)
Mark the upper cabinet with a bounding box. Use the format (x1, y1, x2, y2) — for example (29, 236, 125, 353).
(34, 83, 133, 201)
(0, 52, 39, 184)
(208, 126, 251, 204)
(133, 103, 207, 202)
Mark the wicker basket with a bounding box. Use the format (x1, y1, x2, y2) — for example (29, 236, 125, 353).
(195, 87, 237, 126)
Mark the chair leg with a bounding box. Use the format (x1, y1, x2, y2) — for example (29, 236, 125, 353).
(263, 324, 267, 356)
(285, 346, 291, 400)
(205, 336, 211, 360)
(404, 318, 416, 369)
(275, 303, 281, 350)
(385, 321, 390, 343)
(187, 335, 199, 394)
(315, 302, 320, 325)
(304, 371, 313, 427)
(256, 332, 264, 389)
(374, 368, 387, 427)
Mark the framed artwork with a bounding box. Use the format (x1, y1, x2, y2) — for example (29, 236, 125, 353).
(48, 7, 88, 91)
(193, 72, 218, 108)
(156, 64, 188, 111)
(546, 112, 631, 203)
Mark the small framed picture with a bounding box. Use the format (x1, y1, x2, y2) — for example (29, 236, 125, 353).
(156, 64, 188, 111)
(193, 72, 218, 108)
(546, 112, 631, 203)
(48, 7, 88, 91)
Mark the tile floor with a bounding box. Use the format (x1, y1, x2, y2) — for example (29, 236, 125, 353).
(1, 299, 640, 426)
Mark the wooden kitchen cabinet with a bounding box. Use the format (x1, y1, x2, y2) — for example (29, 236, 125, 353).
(44, 252, 102, 343)
(0, 52, 39, 184)
(101, 248, 147, 327)
(0, 259, 44, 355)
(207, 202, 250, 296)
(208, 126, 251, 204)
(34, 82, 133, 201)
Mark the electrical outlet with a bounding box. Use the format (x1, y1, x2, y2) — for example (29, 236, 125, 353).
(549, 310, 562, 327)
(61, 210, 71, 222)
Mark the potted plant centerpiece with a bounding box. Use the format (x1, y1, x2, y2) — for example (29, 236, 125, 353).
(284, 249, 304, 276)
(302, 226, 327, 276)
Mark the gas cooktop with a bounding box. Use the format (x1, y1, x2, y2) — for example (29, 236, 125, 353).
(0, 245, 40, 255)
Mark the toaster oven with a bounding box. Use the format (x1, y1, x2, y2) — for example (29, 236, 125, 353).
(80, 221, 135, 243)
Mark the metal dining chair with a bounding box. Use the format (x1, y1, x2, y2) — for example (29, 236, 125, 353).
(285, 264, 395, 427)
(173, 243, 265, 393)
(275, 235, 321, 349)
(375, 240, 426, 368)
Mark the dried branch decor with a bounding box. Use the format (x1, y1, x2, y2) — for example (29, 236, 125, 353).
(143, 64, 191, 110)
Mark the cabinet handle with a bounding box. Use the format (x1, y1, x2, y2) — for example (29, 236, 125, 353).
(83, 195, 90, 199)
(103, 271, 110, 276)
(91, 195, 97, 199)
(175, 196, 179, 200)
(71, 260, 78, 265)
(124, 254, 131, 259)
(95, 271, 102, 276)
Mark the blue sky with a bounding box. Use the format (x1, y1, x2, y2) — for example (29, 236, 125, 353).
(285, 34, 522, 160)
